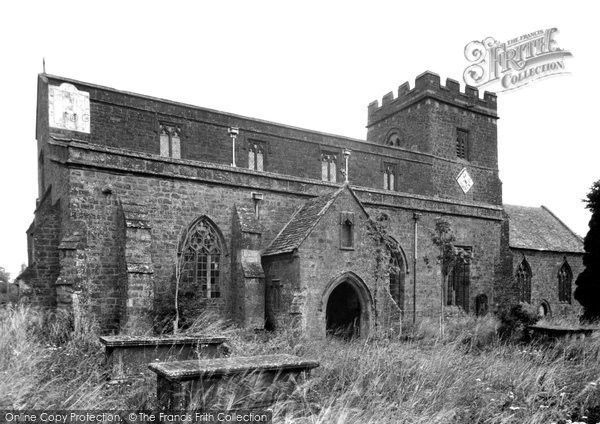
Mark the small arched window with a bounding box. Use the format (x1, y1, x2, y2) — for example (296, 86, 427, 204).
(160, 123, 181, 159)
(179, 218, 222, 299)
(248, 143, 265, 171)
(475, 294, 488, 316)
(515, 258, 532, 303)
(385, 130, 402, 147)
(558, 260, 572, 303)
(339, 212, 354, 249)
(321, 153, 337, 182)
(383, 164, 395, 191)
(389, 247, 405, 309)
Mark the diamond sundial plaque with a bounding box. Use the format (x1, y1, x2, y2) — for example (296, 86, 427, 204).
(456, 167, 474, 194)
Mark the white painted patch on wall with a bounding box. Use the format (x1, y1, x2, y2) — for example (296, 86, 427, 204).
(48, 83, 90, 133)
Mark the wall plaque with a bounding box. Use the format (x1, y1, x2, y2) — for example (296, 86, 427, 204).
(48, 83, 90, 133)
(456, 167, 474, 194)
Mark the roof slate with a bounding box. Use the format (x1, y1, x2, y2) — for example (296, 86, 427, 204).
(262, 188, 343, 257)
(504, 204, 584, 253)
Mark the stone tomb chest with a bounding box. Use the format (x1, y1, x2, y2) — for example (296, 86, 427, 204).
(99, 335, 229, 380)
(149, 354, 319, 409)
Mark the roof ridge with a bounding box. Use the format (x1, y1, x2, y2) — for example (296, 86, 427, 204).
(541, 205, 584, 243)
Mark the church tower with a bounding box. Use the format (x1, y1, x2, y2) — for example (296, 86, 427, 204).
(366, 71, 502, 205)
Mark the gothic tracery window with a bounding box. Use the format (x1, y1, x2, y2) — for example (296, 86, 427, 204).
(558, 260, 572, 303)
(515, 258, 532, 303)
(447, 248, 471, 311)
(321, 153, 337, 182)
(160, 123, 181, 159)
(180, 218, 222, 299)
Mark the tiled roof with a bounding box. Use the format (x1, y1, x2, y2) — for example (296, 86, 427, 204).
(504, 205, 584, 253)
(262, 188, 343, 257)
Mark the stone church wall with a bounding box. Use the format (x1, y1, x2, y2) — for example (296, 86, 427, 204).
(510, 249, 584, 318)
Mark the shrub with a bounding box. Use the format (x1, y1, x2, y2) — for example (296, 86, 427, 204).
(498, 302, 540, 342)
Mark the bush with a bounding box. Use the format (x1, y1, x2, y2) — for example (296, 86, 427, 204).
(498, 302, 540, 342)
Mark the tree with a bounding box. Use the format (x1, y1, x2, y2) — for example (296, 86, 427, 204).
(431, 219, 470, 337)
(0, 267, 9, 283)
(574, 180, 600, 323)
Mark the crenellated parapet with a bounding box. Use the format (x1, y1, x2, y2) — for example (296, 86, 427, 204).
(367, 71, 497, 127)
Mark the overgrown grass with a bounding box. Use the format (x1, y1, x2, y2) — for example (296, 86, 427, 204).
(1, 305, 599, 423)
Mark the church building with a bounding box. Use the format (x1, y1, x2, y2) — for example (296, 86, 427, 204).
(18, 71, 584, 337)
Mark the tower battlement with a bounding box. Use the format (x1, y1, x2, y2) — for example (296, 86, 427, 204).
(367, 71, 497, 127)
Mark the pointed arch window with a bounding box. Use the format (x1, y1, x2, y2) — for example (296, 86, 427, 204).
(389, 247, 405, 308)
(558, 260, 572, 303)
(248, 142, 265, 171)
(515, 258, 532, 303)
(180, 218, 222, 299)
(447, 247, 472, 311)
(339, 212, 354, 249)
(383, 163, 396, 191)
(160, 123, 181, 159)
(321, 153, 337, 182)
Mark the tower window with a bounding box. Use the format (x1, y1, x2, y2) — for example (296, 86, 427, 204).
(456, 129, 469, 160)
(386, 132, 402, 146)
(321, 153, 338, 182)
(340, 212, 354, 249)
(248, 142, 265, 171)
(558, 260, 572, 303)
(160, 123, 181, 159)
(383, 164, 396, 191)
(515, 258, 532, 303)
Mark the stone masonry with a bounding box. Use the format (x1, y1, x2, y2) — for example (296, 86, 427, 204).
(19, 71, 583, 337)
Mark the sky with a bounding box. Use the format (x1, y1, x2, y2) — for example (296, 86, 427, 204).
(0, 1, 597, 281)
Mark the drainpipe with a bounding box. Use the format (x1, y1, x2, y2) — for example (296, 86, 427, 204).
(412, 212, 421, 325)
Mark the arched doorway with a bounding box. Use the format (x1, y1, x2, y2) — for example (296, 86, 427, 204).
(323, 273, 372, 340)
(326, 282, 361, 339)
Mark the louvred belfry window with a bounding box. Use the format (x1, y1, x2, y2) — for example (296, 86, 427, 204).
(456, 129, 468, 160)
(180, 219, 222, 299)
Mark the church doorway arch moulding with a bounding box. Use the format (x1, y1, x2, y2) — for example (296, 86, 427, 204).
(320, 272, 373, 339)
